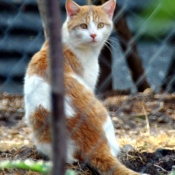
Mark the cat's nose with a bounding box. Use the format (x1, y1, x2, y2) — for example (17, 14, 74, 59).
(90, 33, 97, 39)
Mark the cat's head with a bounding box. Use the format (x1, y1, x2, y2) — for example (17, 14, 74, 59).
(63, 0, 116, 49)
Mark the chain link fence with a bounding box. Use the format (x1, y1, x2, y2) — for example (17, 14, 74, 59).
(0, 0, 175, 175)
(0, 0, 175, 94)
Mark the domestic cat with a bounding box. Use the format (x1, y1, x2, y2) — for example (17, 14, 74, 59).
(24, 0, 148, 174)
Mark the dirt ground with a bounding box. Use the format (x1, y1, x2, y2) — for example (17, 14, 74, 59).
(0, 90, 175, 175)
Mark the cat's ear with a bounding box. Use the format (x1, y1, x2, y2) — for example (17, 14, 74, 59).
(66, 0, 80, 18)
(101, 0, 116, 18)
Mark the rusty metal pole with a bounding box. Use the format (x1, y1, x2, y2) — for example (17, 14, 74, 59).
(45, 0, 66, 175)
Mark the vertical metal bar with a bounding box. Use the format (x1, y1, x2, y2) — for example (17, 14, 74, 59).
(45, 0, 66, 175)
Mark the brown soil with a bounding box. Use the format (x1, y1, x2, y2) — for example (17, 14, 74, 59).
(0, 91, 175, 175)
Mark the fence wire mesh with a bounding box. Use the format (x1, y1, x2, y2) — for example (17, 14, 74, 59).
(0, 0, 175, 175)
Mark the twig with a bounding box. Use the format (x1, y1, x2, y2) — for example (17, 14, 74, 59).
(154, 164, 167, 172)
(142, 106, 150, 134)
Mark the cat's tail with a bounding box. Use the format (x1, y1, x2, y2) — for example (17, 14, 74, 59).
(86, 144, 147, 175)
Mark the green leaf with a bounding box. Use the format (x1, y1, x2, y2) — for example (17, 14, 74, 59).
(0, 160, 52, 173)
(0, 159, 77, 175)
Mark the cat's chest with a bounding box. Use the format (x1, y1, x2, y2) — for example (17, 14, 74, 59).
(82, 59, 99, 91)
(69, 47, 100, 91)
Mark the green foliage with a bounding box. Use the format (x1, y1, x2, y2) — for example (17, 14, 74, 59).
(140, 0, 175, 35)
(0, 160, 51, 173)
(0, 159, 76, 175)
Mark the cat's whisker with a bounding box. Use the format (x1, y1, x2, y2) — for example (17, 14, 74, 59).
(104, 41, 115, 54)
(105, 40, 115, 48)
(108, 37, 120, 46)
(108, 38, 122, 51)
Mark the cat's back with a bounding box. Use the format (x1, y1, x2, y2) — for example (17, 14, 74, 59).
(26, 41, 49, 79)
(24, 41, 51, 125)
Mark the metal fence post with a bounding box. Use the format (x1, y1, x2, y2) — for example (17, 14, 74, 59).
(45, 0, 66, 175)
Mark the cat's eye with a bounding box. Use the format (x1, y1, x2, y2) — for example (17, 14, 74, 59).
(80, 23, 88, 29)
(97, 22, 104, 29)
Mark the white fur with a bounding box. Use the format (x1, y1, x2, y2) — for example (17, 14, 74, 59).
(75, 49, 99, 91)
(62, 14, 113, 91)
(65, 96, 76, 118)
(103, 115, 120, 157)
(24, 75, 51, 124)
(24, 75, 75, 119)
(66, 139, 78, 163)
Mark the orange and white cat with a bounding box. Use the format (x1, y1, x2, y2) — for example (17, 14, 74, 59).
(24, 0, 148, 174)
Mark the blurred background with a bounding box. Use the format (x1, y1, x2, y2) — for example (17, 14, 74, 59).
(0, 0, 175, 94)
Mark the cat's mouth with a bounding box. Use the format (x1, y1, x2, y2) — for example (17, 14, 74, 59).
(90, 39, 97, 43)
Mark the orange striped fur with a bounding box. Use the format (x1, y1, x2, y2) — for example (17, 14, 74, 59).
(24, 0, 148, 174)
